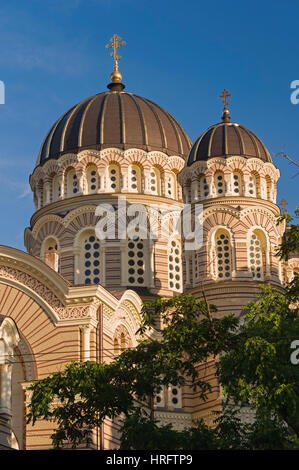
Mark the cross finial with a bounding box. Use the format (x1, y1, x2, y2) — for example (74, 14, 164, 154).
(219, 89, 231, 122)
(279, 198, 288, 213)
(106, 34, 126, 83)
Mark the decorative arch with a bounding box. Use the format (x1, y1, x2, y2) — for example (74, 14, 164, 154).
(73, 227, 103, 285)
(207, 225, 236, 280)
(247, 226, 270, 280)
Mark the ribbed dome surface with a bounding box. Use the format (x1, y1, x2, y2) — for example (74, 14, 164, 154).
(37, 90, 191, 166)
(187, 121, 272, 166)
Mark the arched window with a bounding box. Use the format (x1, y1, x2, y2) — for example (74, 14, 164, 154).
(78, 231, 101, 285)
(166, 172, 176, 199)
(168, 237, 182, 292)
(127, 236, 146, 286)
(42, 237, 60, 272)
(51, 174, 60, 202)
(214, 171, 225, 196)
(65, 168, 78, 197)
(168, 385, 182, 409)
(248, 230, 267, 280)
(154, 387, 165, 408)
(232, 171, 243, 196)
(107, 164, 121, 192)
(113, 326, 132, 356)
(200, 175, 209, 199)
(154, 384, 182, 409)
(215, 230, 232, 280)
(150, 167, 162, 195)
(128, 164, 142, 192)
(248, 172, 260, 198)
(86, 165, 99, 194)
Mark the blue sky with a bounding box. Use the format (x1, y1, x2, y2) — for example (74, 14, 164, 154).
(0, 0, 298, 250)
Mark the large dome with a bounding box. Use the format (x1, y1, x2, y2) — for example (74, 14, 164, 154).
(37, 83, 191, 166)
(187, 121, 272, 166)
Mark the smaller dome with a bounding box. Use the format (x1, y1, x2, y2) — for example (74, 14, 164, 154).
(187, 121, 272, 166)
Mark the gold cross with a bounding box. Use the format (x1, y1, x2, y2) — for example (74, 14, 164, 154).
(219, 89, 231, 108)
(279, 198, 288, 213)
(106, 34, 126, 72)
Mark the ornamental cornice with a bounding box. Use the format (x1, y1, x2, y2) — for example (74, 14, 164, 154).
(153, 411, 192, 429)
(0, 262, 115, 323)
(180, 156, 279, 180)
(0, 255, 68, 301)
(201, 197, 280, 215)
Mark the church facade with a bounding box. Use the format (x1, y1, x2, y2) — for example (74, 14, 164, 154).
(0, 39, 298, 449)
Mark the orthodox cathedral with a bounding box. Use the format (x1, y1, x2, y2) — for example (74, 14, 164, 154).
(0, 35, 298, 450)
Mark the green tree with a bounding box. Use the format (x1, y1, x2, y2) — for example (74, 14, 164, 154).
(27, 215, 299, 449)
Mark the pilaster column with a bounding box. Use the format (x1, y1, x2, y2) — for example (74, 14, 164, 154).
(58, 173, 64, 199)
(80, 325, 93, 362)
(144, 170, 151, 194)
(44, 179, 51, 205)
(191, 180, 199, 202)
(224, 173, 233, 196)
(0, 363, 12, 416)
(77, 169, 84, 195)
(259, 176, 267, 199)
(36, 186, 42, 210)
(121, 168, 129, 192)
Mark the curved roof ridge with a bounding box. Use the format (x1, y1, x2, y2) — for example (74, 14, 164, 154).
(186, 121, 272, 166)
(36, 90, 191, 167)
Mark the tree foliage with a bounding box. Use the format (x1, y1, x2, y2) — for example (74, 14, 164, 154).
(26, 216, 299, 450)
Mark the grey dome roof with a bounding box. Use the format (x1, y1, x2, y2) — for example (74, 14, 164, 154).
(37, 88, 191, 167)
(187, 121, 272, 166)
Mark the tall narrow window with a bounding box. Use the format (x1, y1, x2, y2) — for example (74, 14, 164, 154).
(86, 165, 99, 193)
(81, 233, 101, 285)
(168, 385, 182, 409)
(215, 231, 232, 280)
(249, 230, 266, 280)
(214, 171, 225, 196)
(65, 168, 78, 197)
(150, 167, 161, 195)
(129, 164, 142, 192)
(127, 237, 146, 286)
(108, 164, 120, 192)
(154, 387, 165, 408)
(200, 175, 209, 199)
(233, 172, 242, 196)
(168, 238, 182, 291)
(166, 172, 176, 199)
